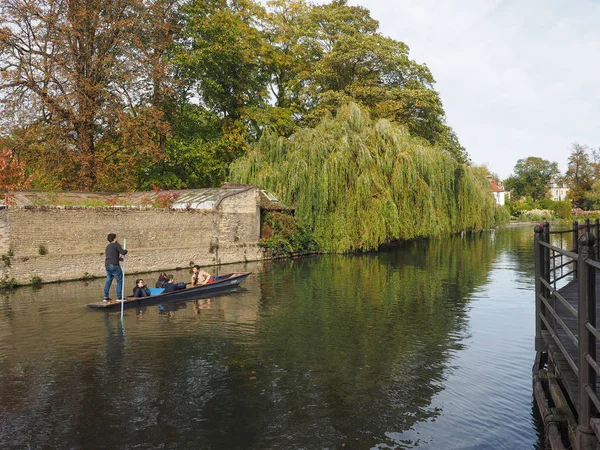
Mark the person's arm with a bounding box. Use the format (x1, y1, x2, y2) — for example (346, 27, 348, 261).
(116, 242, 128, 255)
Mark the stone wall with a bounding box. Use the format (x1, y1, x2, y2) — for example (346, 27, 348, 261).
(1, 188, 263, 284)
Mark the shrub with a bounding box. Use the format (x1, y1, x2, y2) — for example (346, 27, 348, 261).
(1, 254, 11, 267)
(260, 212, 316, 256)
(0, 277, 19, 289)
(31, 276, 42, 287)
(38, 245, 48, 255)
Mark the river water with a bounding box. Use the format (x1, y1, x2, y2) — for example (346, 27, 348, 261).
(0, 225, 543, 449)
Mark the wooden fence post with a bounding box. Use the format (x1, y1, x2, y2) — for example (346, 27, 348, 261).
(594, 219, 600, 260)
(534, 224, 546, 351)
(574, 221, 580, 279)
(577, 232, 597, 450)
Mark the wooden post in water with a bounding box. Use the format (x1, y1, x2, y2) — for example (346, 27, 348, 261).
(576, 232, 597, 450)
(534, 224, 546, 351)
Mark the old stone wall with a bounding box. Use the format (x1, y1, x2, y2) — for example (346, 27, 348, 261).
(1, 188, 263, 284)
(0, 210, 8, 280)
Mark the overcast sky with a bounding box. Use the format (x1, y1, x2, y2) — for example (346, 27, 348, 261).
(343, 0, 600, 179)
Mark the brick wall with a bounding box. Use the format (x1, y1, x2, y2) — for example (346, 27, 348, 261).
(2, 188, 263, 284)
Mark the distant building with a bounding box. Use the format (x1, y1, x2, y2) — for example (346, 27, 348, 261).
(548, 179, 569, 201)
(490, 180, 506, 206)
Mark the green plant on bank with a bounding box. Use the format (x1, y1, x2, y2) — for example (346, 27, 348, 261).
(0, 277, 19, 289)
(260, 212, 317, 256)
(30, 276, 42, 287)
(1, 254, 11, 267)
(38, 245, 48, 255)
(231, 104, 508, 253)
(507, 199, 572, 221)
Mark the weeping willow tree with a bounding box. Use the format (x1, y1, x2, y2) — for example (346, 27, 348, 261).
(230, 104, 508, 252)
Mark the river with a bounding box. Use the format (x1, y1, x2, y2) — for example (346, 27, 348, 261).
(0, 225, 543, 449)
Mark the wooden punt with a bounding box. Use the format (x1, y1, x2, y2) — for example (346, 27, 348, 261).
(87, 272, 251, 309)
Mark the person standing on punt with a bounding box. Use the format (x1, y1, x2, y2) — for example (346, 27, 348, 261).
(103, 233, 128, 302)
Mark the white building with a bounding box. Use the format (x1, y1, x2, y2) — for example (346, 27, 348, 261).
(548, 180, 569, 201)
(490, 180, 506, 206)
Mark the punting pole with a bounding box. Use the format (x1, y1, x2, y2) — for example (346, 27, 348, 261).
(120, 239, 127, 319)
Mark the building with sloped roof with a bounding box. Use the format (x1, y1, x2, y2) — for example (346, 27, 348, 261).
(490, 180, 506, 206)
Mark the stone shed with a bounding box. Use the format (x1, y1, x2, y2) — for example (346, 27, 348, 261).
(0, 185, 273, 285)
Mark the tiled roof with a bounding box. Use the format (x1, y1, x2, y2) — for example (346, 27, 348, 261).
(490, 181, 504, 192)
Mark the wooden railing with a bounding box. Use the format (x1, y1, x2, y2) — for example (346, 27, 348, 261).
(535, 219, 600, 448)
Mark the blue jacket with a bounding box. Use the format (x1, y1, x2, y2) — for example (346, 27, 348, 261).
(163, 282, 186, 293)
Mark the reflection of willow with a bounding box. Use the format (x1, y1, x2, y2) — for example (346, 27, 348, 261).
(252, 233, 501, 445)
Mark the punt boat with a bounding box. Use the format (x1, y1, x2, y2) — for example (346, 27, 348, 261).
(87, 272, 251, 309)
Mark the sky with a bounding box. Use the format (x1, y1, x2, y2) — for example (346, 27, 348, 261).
(342, 0, 600, 180)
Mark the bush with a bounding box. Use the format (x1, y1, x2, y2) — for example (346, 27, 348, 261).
(551, 200, 572, 219)
(260, 212, 316, 256)
(0, 277, 19, 289)
(31, 276, 42, 287)
(537, 199, 555, 210)
(38, 245, 48, 255)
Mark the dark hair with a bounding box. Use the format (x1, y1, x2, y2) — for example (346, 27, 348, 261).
(135, 279, 144, 284)
(167, 274, 174, 281)
(193, 265, 201, 270)
(107, 233, 117, 242)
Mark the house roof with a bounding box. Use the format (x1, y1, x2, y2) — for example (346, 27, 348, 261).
(490, 181, 504, 192)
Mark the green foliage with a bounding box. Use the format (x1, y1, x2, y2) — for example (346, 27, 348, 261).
(260, 211, 316, 256)
(231, 104, 505, 253)
(0, 277, 19, 289)
(38, 245, 48, 256)
(503, 157, 559, 201)
(552, 200, 573, 219)
(30, 276, 42, 287)
(1, 254, 11, 267)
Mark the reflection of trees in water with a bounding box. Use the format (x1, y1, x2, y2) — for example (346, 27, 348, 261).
(247, 232, 504, 447)
(0, 233, 510, 448)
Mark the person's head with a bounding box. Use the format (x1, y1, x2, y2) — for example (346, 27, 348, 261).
(192, 265, 200, 273)
(167, 274, 174, 282)
(135, 279, 145, 286)
(107, 233, 117, 243)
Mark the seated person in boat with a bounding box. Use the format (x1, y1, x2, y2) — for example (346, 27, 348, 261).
(133, 279, 151, 297)
(162, 275, 187, 293)
(155, 272, 168, 288)
(190, 265, 214, 286)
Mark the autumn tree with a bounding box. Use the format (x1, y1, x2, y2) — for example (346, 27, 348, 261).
(566, 143, 594, 206)
(0, 0, 173, 191)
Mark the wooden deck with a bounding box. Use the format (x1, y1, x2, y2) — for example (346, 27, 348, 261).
(547, 275, 600, 413)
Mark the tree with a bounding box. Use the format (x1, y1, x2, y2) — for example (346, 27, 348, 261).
(0, 0, 172, 190)
(566, 143, 594, 207)
(262, 0, 467, 162)
(503, 157, 559, 201)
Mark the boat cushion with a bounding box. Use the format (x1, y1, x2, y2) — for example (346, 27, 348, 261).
(148, 287, 165, 295)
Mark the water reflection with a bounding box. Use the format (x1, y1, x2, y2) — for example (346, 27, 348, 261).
(0, 229, 543, 449)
